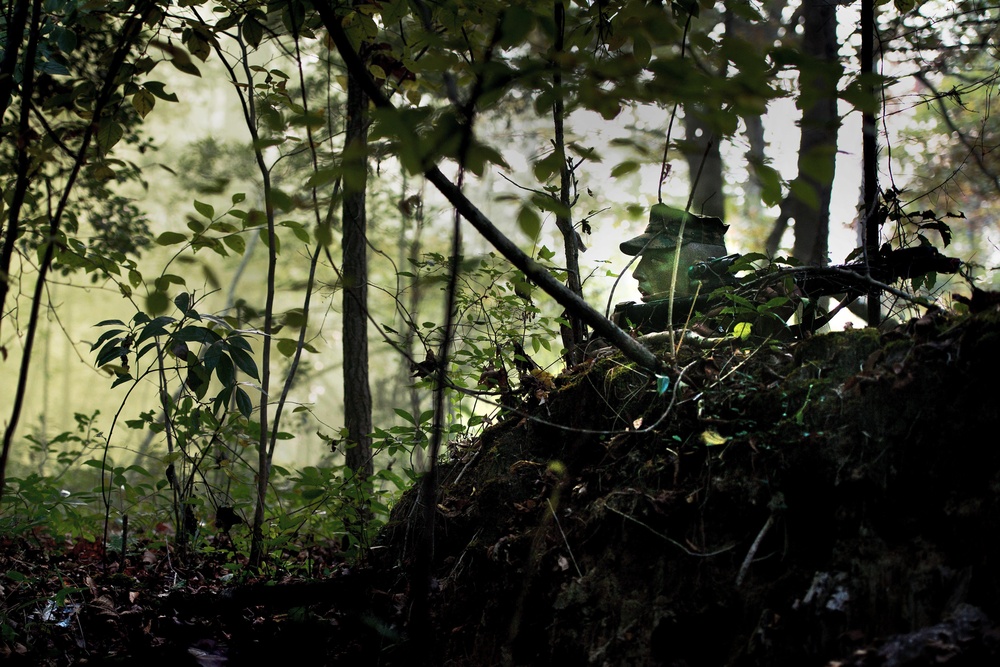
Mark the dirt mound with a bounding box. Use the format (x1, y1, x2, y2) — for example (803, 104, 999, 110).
(372, 307, 1000, 666)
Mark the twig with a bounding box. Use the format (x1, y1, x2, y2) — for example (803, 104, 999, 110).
(736, 514, 774, 587)
(547, 498, 583, 578)
(602, 500, 734, 558)
(736, 494, 785, 587)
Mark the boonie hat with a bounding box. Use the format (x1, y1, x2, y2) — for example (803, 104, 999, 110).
(620, 204, 729, 255)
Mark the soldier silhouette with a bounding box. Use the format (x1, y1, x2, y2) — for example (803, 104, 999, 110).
(620, 203, 730, 301)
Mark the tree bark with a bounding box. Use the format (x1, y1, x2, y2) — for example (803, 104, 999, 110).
(553, 0, 586, 366)
(861, 0, 881, 325)
(342, 63, 374, 481)
(682, 107, 726, 219)
(765, 0, 840, 266)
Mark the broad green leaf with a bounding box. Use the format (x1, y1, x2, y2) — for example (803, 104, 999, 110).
(170, 57, 201, 77)
(55, 26, 78, 53)
(143, 81, 179, 103)
(132, 88, 155, 118)
(187, 33, 210, 62)
(517, 205, 541, 241)
(156, 231, 188, 246)
(215, 353, 235, 386)
(223, 235, 246, 254)
(259, 228, 280, 254)
(154, 274, 186, 291)
(96, 344, 124, 367)
(276, 338, 298, 357)
(193, 200, 215, 220)
(228, 345, 259, 380)
(750, 161, 783, 207)
(394, 408, 415, 424)
(499, 6, 535, 48)
(235, 387, 253, 418)
(96, 121, 124, 155)
(610, 160, 639, 178)
(147, 290, 170, 315)
(632, 35, 652, 67)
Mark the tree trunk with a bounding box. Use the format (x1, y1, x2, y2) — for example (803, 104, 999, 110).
(342, 68, 374, 482)
(861, 0, 881, 325)
(765, 0, 840, 266)
(682, 107, 726, 219)
(553, 0, 586, 366)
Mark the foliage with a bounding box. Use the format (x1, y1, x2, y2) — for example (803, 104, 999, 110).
(0, 0, 989, 587)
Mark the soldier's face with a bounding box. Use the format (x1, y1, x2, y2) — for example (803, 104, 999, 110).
(632, 250, 678, 301)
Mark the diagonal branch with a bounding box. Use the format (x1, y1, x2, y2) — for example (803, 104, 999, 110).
(313, 1, 667, 376)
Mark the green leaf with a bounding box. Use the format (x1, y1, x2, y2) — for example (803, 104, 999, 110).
(96, 121, 125, 155)
(156, 231, 188, 246)
(259, 227, 280, 254)
(147, 290, 170, 315)
(215, 353, 235, 386)
(235, 387, 253, 418)
(276, 338, 298, 357)
(750, 161, 783, 207)
(136, 315, 175, 344)
(632, 35, 652, 67)
(394, 408, 415, 425)
(610, 160, 639, 178)
(194, 200, 215, 220)
(96, 344, 125, 367)
(656, 375, 670, 395)
(132, 88, 155, 118)
(55, 27, 78, 54)
(223, 235, 246, 254)
(170, 58, 201, 77)
(154, 274, 186, 291)
(242, 15, 264, 49)
(143, 81, 179, 103)
(187, 33, 210, 62)
(228, 345, 259, 380)
(499, 6, 535, 48)
(517, 205, 541, 241)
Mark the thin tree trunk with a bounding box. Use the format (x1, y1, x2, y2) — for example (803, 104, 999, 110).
(742, 113, 767, 221)
(861, 0, 881, 325)
(0, 0, 30, 145)
(682, 108, 725, 219)
(553, 0, 586, 366)
(764, 0, 839, 266)
(342, 63, 374, 482)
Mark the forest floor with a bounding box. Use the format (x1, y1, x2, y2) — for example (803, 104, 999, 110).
(3, 302, 1000, 666)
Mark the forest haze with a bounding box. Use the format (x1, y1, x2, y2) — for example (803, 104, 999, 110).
(2, 0, 999, 663)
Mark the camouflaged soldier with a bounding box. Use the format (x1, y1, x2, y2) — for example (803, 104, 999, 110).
(620, 203, 730, 301)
